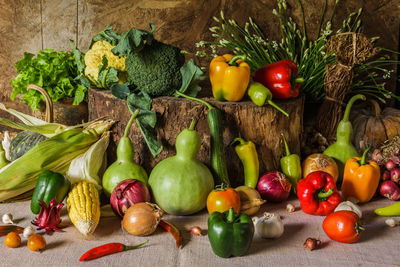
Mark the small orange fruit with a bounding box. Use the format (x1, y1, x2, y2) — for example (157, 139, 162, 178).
(27, 234, 46, 251)
(4, 232, 21, 248)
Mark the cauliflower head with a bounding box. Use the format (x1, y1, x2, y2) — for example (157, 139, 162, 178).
(84, 41, 126, 83)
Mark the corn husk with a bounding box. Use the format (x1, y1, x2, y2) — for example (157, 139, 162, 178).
(0, 119, 115, 202)
(66, 131, 110, 189)
(2, 131, 11, 161)
(0, 103, 102, 137)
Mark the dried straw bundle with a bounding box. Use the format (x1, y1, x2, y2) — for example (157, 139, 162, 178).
(316, 32, 376, 142)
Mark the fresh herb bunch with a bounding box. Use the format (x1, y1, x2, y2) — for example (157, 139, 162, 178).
(189, 0, 399, 103)
(11, 49, 88, 110)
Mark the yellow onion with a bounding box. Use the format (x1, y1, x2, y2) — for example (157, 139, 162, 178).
(235, 186, 266, 215)
(302, 154, 339, 182)
(122, 202, 163, 236)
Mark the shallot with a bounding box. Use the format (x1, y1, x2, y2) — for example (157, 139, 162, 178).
(385, 160, 396, 171)
(379, 181, 400, 201)
(382, 171, 391, 181)
(390, 168, 400, 184)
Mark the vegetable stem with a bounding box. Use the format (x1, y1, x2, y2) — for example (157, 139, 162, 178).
(124, 109, 140, 137)
(175, 91, 214, 110)
(359, 147, 371, 166)
(267, 100, 289, 117)
(317, 188, 333, 200)
(123, 240, 149, 251)
(281, 134, 291, 157)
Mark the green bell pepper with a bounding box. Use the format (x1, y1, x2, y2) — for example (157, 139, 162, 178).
(208, 207, 254, 258)
(31, 170, 71, 214)
(280, 134, 301, 192)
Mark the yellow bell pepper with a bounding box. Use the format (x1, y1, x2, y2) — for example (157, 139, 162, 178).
(209, 54, 250, 102)
(342, 147, 380, 203)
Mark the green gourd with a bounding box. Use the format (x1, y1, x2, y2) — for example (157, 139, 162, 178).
(148, 120, 214, 215)
(9, 85, 52, 161)
(324, 94, 366, 182)
(102, 109, 148, 196)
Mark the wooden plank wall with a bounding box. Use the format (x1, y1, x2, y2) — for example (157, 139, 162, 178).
(0, 0, 398, 103)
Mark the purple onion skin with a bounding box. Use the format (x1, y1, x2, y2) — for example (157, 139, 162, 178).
(110, 179, 151, 217)
(390, 168, 400, 184)
(257, 171, 291, 202)
(379, 181, 400, 201)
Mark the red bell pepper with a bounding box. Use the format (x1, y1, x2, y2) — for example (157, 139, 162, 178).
(297, 171, 341, 216)
(253, 59, 303, 99)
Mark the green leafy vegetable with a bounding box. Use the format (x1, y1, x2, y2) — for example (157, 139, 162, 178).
(176, 59, 205, 97)
(11, 48, 87, 110)
(127, 92, 161, 157)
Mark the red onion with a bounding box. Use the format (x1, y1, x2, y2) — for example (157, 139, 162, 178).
(110, 179, 151, 217)
(385, 160, 396, 171)
(391, 168, 400, 184)
(379, 181, 400, 201)
(257, 171, 291, 202)
(382, 170, 391, 181)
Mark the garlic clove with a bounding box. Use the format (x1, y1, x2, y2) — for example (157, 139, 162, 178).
(2, 213, 14, 224)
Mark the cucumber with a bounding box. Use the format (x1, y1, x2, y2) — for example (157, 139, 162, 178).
(207, 108, 230, 187)
(175, 91, 230, 187)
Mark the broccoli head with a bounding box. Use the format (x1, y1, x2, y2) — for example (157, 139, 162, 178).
(126, 40, 185, 97)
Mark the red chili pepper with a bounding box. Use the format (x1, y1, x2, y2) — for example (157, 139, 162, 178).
(158, 219, 182, 249)
(297, 171, 341, 216)
(79, 240, 148, 261)
(253, 59, 304, 99)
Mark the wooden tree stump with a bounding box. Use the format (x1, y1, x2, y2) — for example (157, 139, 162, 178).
(89, 89, 304, 186)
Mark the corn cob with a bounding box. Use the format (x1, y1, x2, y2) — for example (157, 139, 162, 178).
(67, 181, 100, 236)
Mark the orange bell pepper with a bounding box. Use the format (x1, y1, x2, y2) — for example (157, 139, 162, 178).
(342, 147, 380, 203)
(209, 54, 250, 102)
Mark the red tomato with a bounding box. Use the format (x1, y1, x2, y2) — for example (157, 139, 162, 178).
(322, 210, 363, 243)
(206, 188, 241, 214)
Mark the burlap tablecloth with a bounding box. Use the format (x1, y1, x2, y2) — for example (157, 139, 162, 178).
(0, 197, 398, 267)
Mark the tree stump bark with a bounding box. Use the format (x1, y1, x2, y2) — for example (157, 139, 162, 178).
(89, 89, 304, 186)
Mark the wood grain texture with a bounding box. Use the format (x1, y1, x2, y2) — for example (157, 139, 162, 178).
(42, 0, 77, 50)
(0, 0, 41, 101)
(88, 89, 304, 186)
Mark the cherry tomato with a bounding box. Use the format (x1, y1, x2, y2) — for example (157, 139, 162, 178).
(322, 210, 363, 243)
(27, 234, 46, 251)
(4, 232, 21, 248)
(206, 187, 241, 214)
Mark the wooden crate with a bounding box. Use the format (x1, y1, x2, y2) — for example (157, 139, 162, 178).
(89, 89, 304, 186)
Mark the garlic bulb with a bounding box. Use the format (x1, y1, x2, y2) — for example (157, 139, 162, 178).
(252, 212, 284, 239)
(23, 226, 36, 238)
(2, 213, 14, 224)
(334, 201, 362, 218)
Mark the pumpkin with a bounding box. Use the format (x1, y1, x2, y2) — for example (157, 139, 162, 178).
(350, 100, 400, 152)
(9, 85, 53, 161)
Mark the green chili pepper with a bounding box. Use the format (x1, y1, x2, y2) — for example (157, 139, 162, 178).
(280, 134, 301, 192)
(232, 137, 259, 188)
(208, 207, 254, 258)
(248, 82, 289, 117)
(31, 170, 71, 214)
(374, 201, 400, 216)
